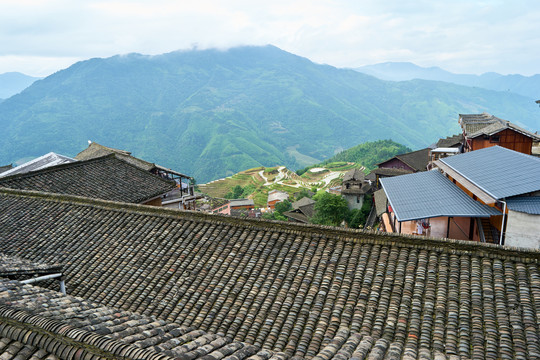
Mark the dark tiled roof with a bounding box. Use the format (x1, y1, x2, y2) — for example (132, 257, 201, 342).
(371, 168, 413, 177)
(377, 148, 430, 172)
(76, 142, 191, 178)
(342, 169, 365, 182)
(0, 278, 269, 360)
(394, 148, 430, 171)
(0, 165, 12, 174)
(341, 182, 371, 196)
(285, 199, 316, 223)
(283, 210, 310, 223)
(440, 146, 540, 200)
(1, 189, 540, 359)
(0, 154, 176, 204)
(292, 197, 315, 210)
(0, 254, 62, 277)
(436, 134, 464, 148)
(373, 189, 387, 217)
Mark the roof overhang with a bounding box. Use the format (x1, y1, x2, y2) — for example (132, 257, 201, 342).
(434, 160, 497, 205)
(380, 170, 501, 222)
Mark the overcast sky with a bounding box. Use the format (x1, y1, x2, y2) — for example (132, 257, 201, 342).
(1, 0, 539, 77)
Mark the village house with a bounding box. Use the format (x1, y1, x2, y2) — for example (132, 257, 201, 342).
(341, 168, 371, 210)
(76, 141, 197, 209)
(459, 112, 540, 155)
(1, 187, 540, 359)
(283, 197, 316, 223)
(380, 146, 540, 248)
(267, 189, 289, 209)
(212, 198, 255, 215)
(435, 145, 540, 248)
(0, 154, 176, 206)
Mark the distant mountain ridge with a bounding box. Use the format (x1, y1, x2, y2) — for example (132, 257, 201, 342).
(0, 45, 539, 182)
(355, 62, 540, 99)
(0, 72, 42, 99)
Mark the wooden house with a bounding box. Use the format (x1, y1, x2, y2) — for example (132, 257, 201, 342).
(212, 198, 255, 215)
(76, 142, 196, 209)
(459, 112, 540, 155)
(267, 189, 289, 209)
(283, 197, 316, 223)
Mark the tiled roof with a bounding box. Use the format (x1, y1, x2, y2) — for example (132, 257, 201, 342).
(230, 199, 255, 207)
(373, 189, 387, 217)
(0, 152, 76, 178)
(0, 254, 62, 277)
(380, 170, 501, 221)
(506, 196, 540, 215)
(0, 165, 12, 174)
(440, 146, 540, 200)
(436, 134, 464, 148)
(371, 168, 413, 177)
(459, 113, 540, 140)
(0, 154, 176, 204)
(283, 210, 310, 223)
(378, 148, 430, 172)
(286, 198, 316, 222)
(1, 188, 540, 359)
(0, 278, 269, 360)
(76, 142, 191, 178)
(341, 182, 371, 196)
(343, 169, 364, 182)
(292, 197, 315, 210)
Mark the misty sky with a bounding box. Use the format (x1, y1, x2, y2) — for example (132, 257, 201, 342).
(1, 0, 539, 77)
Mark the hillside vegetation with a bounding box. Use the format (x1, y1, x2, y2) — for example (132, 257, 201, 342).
(297, 139, 411, 174)
(200, 162, 360, 207)
(1, 46, 539, 182)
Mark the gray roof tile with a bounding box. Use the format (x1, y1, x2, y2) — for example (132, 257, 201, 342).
(506, 196, 540, 215)
(0, 154, 176, 203)
(380, 170, 500, 221)
(440, 146, 540, 199)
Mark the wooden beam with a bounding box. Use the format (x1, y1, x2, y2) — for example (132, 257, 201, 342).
(434, 161, 496, 205)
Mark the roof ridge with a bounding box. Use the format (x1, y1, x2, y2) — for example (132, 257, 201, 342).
(2, 187, 539, 261)
(0, 153, 175, 187)
(0, 305, 174, 360)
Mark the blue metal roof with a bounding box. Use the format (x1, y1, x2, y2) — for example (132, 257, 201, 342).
(440, 146, 540, 200)
(506, 197, 540, 215)
(380, 170, 501, 222)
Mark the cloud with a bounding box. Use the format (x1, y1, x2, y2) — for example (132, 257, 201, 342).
(1, 0, 540, 76)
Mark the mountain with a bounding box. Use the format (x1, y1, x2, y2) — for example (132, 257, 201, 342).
(1, 46, 539, 182)
(0, 72, 42, 99)
(355, 62, 540, 99)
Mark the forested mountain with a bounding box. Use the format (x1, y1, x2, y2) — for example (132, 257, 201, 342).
(355, 62, 540, 99)
(1, 46, 539, 182)
(0, 72, 41, 99)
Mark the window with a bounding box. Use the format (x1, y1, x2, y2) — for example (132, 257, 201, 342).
(490, 135, 500, 143)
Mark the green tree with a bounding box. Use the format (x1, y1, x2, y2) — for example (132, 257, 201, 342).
(275, 200, 292, 215)
(311, 192, 349, 226)
(346, 194, 373, 228)
(225, 185, 244, 199)
(295, 188, 311, 201)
